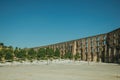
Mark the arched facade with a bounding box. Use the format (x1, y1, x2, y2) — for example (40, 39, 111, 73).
(34, 28, 120, 63)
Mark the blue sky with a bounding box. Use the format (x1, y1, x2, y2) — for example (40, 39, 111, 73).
(0, 0, 120, 48)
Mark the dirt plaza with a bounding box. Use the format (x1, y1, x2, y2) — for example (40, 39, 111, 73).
(0, 61, 120, 80)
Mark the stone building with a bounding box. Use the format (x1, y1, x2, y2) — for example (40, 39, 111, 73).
(34, 28, 120, 63)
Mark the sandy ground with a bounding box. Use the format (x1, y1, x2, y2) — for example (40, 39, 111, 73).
(0, 60, 120, 80)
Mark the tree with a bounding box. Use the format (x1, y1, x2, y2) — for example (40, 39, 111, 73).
(45, 48, 54, 64)
(74, 53, 81, 61)
(5, 48, 14, 62)
(46, 48, 54, 59)
(27, 48, 36, 62)
(37, 48, 46, 60)
(0, 49, 6, 62)
(17, 49, 27, 61)
(0, 43, 4, 46)
(14, 47, 19, 60)
(54, 48, 60, 59)
(64, 52, 73, 60)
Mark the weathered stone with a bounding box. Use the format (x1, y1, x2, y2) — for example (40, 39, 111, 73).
(34, 28, 120, 63)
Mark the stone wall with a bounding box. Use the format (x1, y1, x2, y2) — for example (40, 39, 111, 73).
(34, 28, 120, 63)
(106, 28, 120, 63)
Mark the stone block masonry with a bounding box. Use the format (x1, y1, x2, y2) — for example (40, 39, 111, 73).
(34, 28, 120, 63)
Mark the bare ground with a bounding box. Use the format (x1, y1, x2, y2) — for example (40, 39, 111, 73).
(0, 61, 120, 80)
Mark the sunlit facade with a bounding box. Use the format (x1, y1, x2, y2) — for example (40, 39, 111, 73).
(35, 28, 120, 63)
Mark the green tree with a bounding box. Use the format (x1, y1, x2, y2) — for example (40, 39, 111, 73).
(74, 53, 81, 61)
(16, 49, 27, 61)
(0, 49, 6, 62)
(14, 47, 19, 60)
(46, 48, 54, 59)
(45, 48, 54, 64)
(64, 52, 73, 60)
(27, 48, 36, 62)
(5, 48, 14, 62)
(0, 43, 4, 47)
(37, 48, 46, 60)
(54, 48, 60, 58)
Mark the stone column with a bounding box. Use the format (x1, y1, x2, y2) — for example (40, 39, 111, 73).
(72, 41, 76, 56)
(82, 39, 86, 61)
(118, 50, 120, 64)
(104, 45, 107, 62)
(108, 48, 111, 63)
(88, 38, 91, 61)
(113, 48, 116, 63)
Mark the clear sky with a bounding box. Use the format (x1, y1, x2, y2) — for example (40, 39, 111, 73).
(0, 0, 120, 48)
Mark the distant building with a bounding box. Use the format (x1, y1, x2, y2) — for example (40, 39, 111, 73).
(34, 28, 120, 63)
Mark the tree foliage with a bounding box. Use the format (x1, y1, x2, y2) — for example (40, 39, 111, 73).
(5, 48, 14, 62)
(0, 49, 6, 61)
(17, 49, 27, 60)
(28, 48, 36, 61)
(0, 42, 83, 63)
(74, 53, 81, 60)
(0, 43, 4, 46)
(54, 48, 60, 58)
(46, 48, 54, 59)
(64, 52, 73, 60)
(37, 48, 46, 60)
